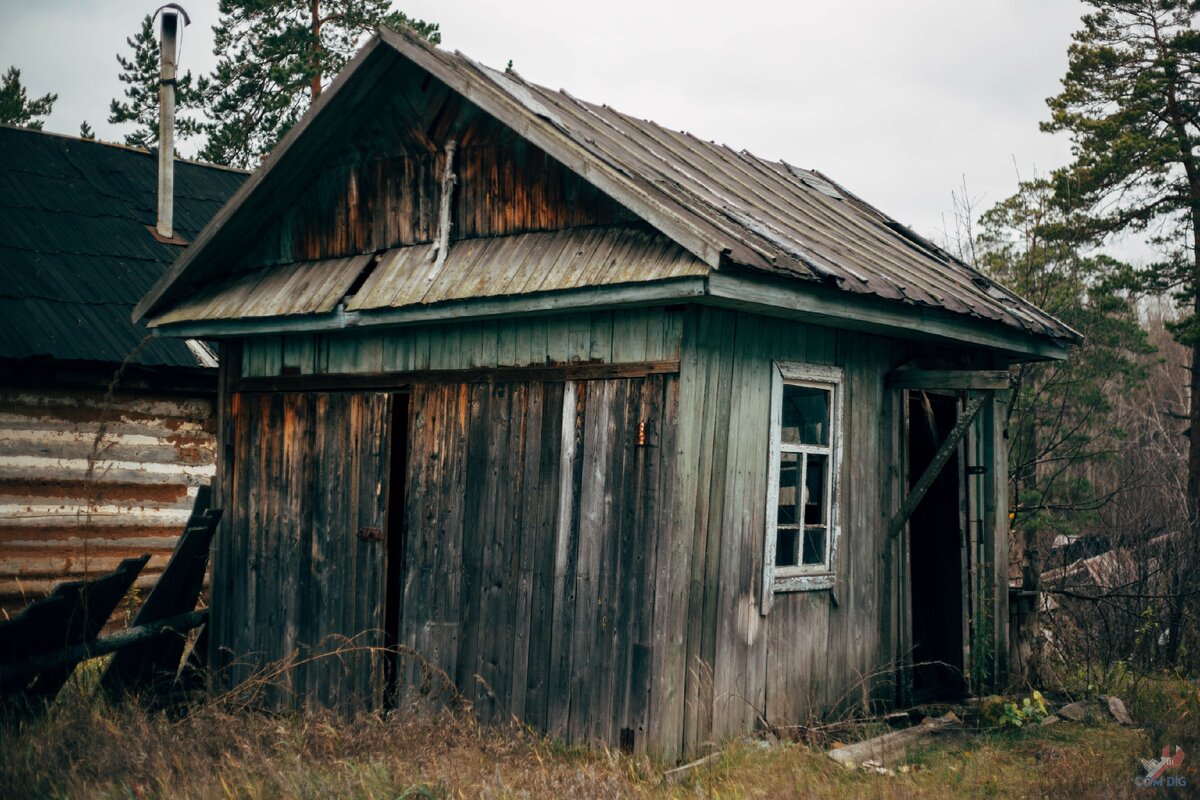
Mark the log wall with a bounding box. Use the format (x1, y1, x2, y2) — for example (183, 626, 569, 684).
(0, 386, 215, 618)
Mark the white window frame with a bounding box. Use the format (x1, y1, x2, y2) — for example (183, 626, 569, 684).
(762, 361, 844, 611)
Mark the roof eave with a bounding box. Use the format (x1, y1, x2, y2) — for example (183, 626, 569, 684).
(148, 273, 1071, 361)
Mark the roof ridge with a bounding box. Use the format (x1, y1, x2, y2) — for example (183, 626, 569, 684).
(0, 124, 251, 174)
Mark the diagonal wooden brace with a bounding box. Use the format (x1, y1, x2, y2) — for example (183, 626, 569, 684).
(888, 393, 986, 542)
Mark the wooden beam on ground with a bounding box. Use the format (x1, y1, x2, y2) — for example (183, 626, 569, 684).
(886, 370, 1011, 391)
(887, 394, 986, 542)
(827, 712, 964, 768)
(0, 555, 148, 710)
(0, 610, 209, 687)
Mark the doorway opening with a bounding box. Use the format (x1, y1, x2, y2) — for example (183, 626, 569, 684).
(907, 391, 968, 701)
(383, 392, 410, 707)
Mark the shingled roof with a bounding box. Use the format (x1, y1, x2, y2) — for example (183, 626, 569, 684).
(137, 26, 1076, 353)
(0, 126, 246, 368)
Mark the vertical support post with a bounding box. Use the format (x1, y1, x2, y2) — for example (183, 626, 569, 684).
(989, 388, 1011, 688)
(970, 386, 1010, 692)
(895, 389, 913, 707)
(207, 340, 240, 681)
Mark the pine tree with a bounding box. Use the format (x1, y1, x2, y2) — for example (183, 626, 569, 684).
(977, 178, 1152, 681)
(200, 1, 439, 168)
(79, 120, 95, 140)
(0, 66, 56, 129)
(1042, 0, 1200, 662)
(108, 14, 206, 150)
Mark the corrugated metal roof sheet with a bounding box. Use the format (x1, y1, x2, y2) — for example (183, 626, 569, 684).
(458, 59, 1074, 342)
(0, 126, 247, 366)
(348, 226, 708, 311)
(139, 28, 1076, 346)
(153, 227, 706, 324)
(154, 254, 372, 325)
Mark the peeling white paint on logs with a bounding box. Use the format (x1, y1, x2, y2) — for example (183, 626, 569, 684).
(0, 386, 216, 614)
(0, 456, 214, 484)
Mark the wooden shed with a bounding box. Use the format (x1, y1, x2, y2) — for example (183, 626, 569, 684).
(0, 126, 245, 617)
(135, 28, 1077, 759)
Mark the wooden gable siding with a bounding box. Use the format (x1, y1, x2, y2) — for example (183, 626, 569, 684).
(210, 391, 390, 710)
(671, 307, 911, 749)
(402, 375, 678, 754)
(238, 308, 685, 379)
(239, 86, 635, 270)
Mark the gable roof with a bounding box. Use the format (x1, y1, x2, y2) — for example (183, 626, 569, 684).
(0, 125, 247, 367)
(136, 26, 1077, 353)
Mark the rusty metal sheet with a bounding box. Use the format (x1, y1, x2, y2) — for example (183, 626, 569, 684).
(0, 387, 215, 618)
(345, 226, 708, 311)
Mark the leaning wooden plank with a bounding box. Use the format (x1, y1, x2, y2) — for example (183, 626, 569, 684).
(99, 485, 222, 700)
(887, 394, 986, 541)
(0, 555, 149, 711)
(826, 712, 964, 768)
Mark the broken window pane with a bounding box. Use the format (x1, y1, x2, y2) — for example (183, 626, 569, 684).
(777, 453, 800, 525)
(776, 528, 799, 567)
(804, 453, 827, 525)
(781, 385, 829, 446)
(802, 526, 826, 566)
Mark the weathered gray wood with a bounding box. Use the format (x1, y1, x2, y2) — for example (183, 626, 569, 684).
(887, 394, 986, 542)
(100, 485, 221, 700)
(707, 273, 1069, 361)
(886, 369, 1010, 391)
(153, 278, 707, 340)
(826, 712, 964, 768)
(234, 360, 680, 392)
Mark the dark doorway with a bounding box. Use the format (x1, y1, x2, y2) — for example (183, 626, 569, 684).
(383, 392, 410, 707)
(907, 391, 967, 701)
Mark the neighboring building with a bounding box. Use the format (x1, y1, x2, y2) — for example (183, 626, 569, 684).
(136, 28, 1077, 758)
(0, 126, 246, 617)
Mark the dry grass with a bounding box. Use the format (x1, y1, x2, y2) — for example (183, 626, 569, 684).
(0, 668, 1185, 799)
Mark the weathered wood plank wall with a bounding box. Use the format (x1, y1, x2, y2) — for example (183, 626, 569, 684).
(239, 308, 685, 379)
(0, 386, 215, 617)
(212, 303, 1010, 758)
(672, 307, 910, 750)
(210, 391, 389, 710)
(401, 375, 678, 755)
(239, 97, 635, 269)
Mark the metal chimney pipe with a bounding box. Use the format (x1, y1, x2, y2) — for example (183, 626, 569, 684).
(156, 7, 181, 240)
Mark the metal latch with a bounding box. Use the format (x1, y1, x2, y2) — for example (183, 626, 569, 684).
(357, 527, 384, 542)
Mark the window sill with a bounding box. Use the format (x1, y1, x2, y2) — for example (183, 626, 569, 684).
(772, 573, 835, 593)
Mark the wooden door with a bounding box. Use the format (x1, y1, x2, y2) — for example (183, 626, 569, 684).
(211, 391, 392, 711)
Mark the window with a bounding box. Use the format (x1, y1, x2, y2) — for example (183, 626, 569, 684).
(763, 362, 843, 604)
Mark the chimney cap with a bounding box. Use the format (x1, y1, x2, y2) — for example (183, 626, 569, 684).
(153, 3, 191, 26)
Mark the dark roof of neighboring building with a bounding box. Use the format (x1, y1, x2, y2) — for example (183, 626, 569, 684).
(137, 26, 1077, 351)
(0, 125, 247, 367)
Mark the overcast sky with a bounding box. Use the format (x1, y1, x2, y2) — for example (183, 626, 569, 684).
(0, 0, 1105, 256)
